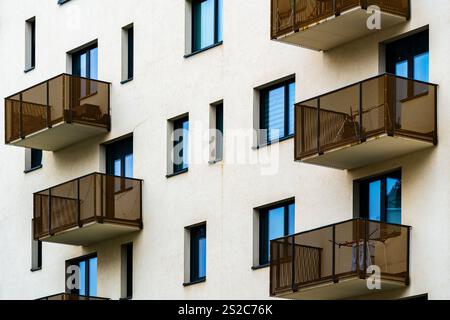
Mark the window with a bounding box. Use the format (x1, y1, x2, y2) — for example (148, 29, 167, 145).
(190, 0, 223, 53)
(187, 224, 207, 283)
(357, 171, 401, 224)
(210, 101, 223, 162)
(122, 24, 134, 82)
(25, 17, 36, 71)
(25, 148, 42, 173)
(31, 222, 42, 271)
(58, 0, 72, 4)
(386, 30, 429, 82)
(260, 79, 295, 143)
(72, 44, 98, 79)
(121, 243, 133, 299)
(259, 200, 295, 266)
(169, 115, 189, 175)
(106, 136, 133, 178)
(66, 255, 98, 296)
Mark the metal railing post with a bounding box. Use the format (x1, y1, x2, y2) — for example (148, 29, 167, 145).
(77, 178, 81, 227)
(359, 82, 365, 142)
(362, 219, 368, 279)
(332, 225, 337, 283)
(46, 80, 51, 128)
(291, 235, 297, 292)
(19, 93, 23, 139)
(48, 188, 52, 236)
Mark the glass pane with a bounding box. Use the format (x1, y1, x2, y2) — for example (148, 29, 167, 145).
(79, 53, 87, 78)
(369, 180, 381, 221)
(288, 82, 295, 136)
(265, 86, 285, 141)
(386, 178, 402, 224)
(288, 203, 295, 235)
(90, 47, 98, 80)
(198, 236, 207, 278)
(79, 261, 86, 295)
(268, 207, 285, 258)
(182, 120, 189, 169)
(89, 257, 97, 296)
(414, 52, 429, 82)
(114, 159, 122, 176)
(193, 0, 215, 51)
(125, 154, 133, 178)
(217, 0, 223, 42)
(395, 60, 408, 78)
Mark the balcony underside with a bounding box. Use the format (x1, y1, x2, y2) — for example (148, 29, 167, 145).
(300, 134, 434, 170)
(277, 276, 406, 300)
(39, 221, 140, 246)
(276, 8, 406, 51)
(9, 122, 108, 151)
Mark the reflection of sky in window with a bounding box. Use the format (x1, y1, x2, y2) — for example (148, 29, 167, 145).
(369, 181, 381, 221)
(125, 154, 133, 178)
(414, 52, 429, 82)
(79, 261, 86, 295)
(198, 237, 206, 278)
(288, 83, 295, 136)
(266, 86, 285, 142)
(195, 0, 215, 50)
(183, 121, 189, 169)
(268, 207, 285, 258)
(90, 47, 98, 80)
(386, 178, 401, 224)
(114, 159, 121, 176)
(288, 204, 295, 235)
(89, 257, 97, 296)
(79, 53, 87, 78)
(217, 0, 223, 42)
(395, 60, 408, 78)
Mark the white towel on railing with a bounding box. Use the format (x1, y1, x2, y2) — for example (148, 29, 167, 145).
(351, 241, 375, 272)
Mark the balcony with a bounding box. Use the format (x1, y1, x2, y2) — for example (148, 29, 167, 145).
(295, 74, 437, 170)
(271, 0, 410, 51)
(5, 74, 110, 151)
(270, 218, 410, 300)
(39, 293, 110, 300)
(33, 173, 143, 246)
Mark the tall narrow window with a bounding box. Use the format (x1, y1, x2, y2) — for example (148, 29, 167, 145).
(171, 115, 189, 174)
(189, 224, 207, 282)
(106, 136, 133, 178)
(31, 222, 42, 271)
(72, 44, 98, 79)
(259, 200, 295, 266)
(121, 243, 133, 299)
(122, 24, 134, 82)
(66, 255, 98, 297)
(358, 171, 402, 224)
(25, 148, 42, 173)
(210, 101, 223, 162)
(191, 0, 223, 53)
(260, 79, 295, 143)
(25, 17, 36, 71)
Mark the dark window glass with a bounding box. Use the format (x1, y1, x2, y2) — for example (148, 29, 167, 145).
(259, 201, 295, 265)
(192, 0, 222, 52)
(190, 224, 206, 282)
(260, 79, 295, 143)
(173, 117, 189, 173)
(215, 103, 223, 161)
(121, 243, 133, 299)
(31, 220, 42, 271)
(359, 171, 401, 224)
(30, 149, 42, 169)
(30, 20, 36, 68)
(127, 26, 134, 79)
(67, 255, 97, 296)
(106, 136, 133, 178)
(387, 30, 429, 82)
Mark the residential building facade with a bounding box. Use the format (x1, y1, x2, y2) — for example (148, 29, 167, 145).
(0, 0, 448, 300)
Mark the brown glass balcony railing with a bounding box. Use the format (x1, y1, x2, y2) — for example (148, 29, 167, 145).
(295, 74, 437, 161)
(5, 73, 110, 146)
(38, 293, 110, 300)
(33, 173, 143, 242)
(270, 218, 411, 297)
(271, 0, 410, 39)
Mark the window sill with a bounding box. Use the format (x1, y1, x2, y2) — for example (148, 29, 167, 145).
(184, 41, 223, 59)
(166, 168, 189, 179)
(251, 263, 270, 270)
(119, 296, 132, 300)
(24, 66, 35, 73)
(208, 158, 223, 165)
(183, 278, 206, 287)
(30, 267, 42, 272)
(253, 134, 294, 150)
(24, 165, 43, 174)
(120, 78, 134, 85)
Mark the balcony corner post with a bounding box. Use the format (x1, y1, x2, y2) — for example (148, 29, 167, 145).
(46, 80, 51, 129)
(359, 82, 365, 143)
(48, 188, 53, 236)
(317, 98, 322, 155)
(332, 225, 337, 283)
(77, 178, 82, 228)
(291, 235, 297, 292)
(19, 93, 24, 139)
(362, 219, 368, 280)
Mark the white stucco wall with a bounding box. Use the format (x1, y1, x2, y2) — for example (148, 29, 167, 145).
(0, 0, 449, 299)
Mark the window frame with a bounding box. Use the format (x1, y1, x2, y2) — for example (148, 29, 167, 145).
(258, 199, 295, 266)
(121, 243, 133, 300)
(105, 136, 133, 178)
(72, 43, 98, 79)
(189, 224, 207, 283)
(65, 253, 98, 297)
(172, 116, 189, 174)
(191, 0, 222, 53)
(259, 78, 295, 144)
